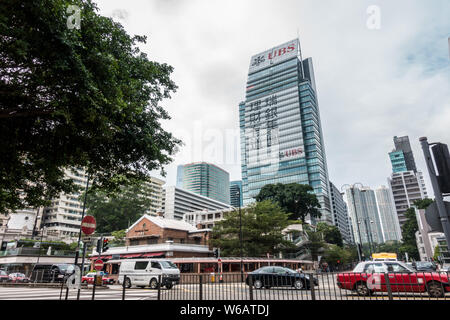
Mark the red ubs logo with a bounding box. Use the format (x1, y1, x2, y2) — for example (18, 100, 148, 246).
(268, 43, 296, 60)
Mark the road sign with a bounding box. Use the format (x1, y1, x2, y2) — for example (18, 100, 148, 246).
(81, 215, 96, 235)
(94, 259, 104, 271)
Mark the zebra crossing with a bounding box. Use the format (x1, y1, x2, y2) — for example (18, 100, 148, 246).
(0, 286, 159, 300)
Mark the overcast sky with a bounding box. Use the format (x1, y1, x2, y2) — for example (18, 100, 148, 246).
(95, 0, 450, 195)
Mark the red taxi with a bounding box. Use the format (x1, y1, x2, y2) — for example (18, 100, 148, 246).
(336, 261, 450, 298)
(82, 272, 115, 285)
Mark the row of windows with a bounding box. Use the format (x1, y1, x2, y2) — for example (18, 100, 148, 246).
(247, 58, 298, 82)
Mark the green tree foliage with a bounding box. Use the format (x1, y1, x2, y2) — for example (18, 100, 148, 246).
(255, 183, 321, 221)
(0, 0, 180, 212)
(316, 222, 344, 247)
(302, 225, 326, 262)
(210, 201, 294, 257)
(413, 198, 434, 210)
(84, 182, 152, 233)
(433, 245, 441, 262)
(399, 208, 420, 260)
(111, 229, 127, 246)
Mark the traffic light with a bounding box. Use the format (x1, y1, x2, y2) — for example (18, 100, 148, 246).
(96, 237, 102, 254)
(213, 248, 220, 258)
(102, 238, 109, 252)
(432, 143, 450, 194)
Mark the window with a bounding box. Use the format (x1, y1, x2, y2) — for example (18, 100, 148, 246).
(363, 263, 387, 273)
(274, 267, 287, 274)
(151, 262, 161, 269)
(386, 263, 410, 273)
(134, 261, 148, 270)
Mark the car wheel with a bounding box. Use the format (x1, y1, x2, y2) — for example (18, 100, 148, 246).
(294, 280, 304, 290)
(149, 278, 159, 289)
(124, 278, 132, 288)
(427, 281, 445, 298)
(355, 282, 371, 296)
(254, 280, 263, 290)
(166, 283, 173, 290)
(82, 280, 87, 284)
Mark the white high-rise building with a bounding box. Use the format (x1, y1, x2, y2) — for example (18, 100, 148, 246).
(164, 186, 232, 220)
(345, 186, 384, 245)
(41, 167, 88, 242)
(146, 177, 165, 216)
(329, 182, 353, 244)
(375, 186, 402, 242)
(388, 171, 428, 227)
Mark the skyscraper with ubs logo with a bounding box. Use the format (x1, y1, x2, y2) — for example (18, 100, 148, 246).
(239, 39, 332, 224)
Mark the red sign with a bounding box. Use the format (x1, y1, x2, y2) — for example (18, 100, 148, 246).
(94, 259, 104, 271)
(81, 215, 96, 235)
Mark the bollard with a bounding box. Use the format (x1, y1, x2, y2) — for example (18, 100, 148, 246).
(92, 275, 96, 300)
(157, 275, 161, 300)
(248, 274, 254, 300)
(199, 274, 203, 301)
(122, 275, 126, 300)
(310, 273, 316, 300)
(59, 278, 64, 300)
(384, 273, 393, 300)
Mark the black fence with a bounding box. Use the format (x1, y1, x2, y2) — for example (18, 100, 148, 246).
(154, 271, 450, 301)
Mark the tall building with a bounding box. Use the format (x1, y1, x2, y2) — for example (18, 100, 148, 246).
(387, 135, 427, 227)
(146, 177, 165, 216)
(329, 182, 353, 244)
(164, 186, 232, 220)
(388, 171, 428, 226)
(229, 181, 243, 207)
(41, 167, 89, 242)
(375, 186, 402, 242)
(239, 39, 332, 223)
(177, 162, 230, 205)
(389, 136, 417, 173)
(345, 186, 384, 245)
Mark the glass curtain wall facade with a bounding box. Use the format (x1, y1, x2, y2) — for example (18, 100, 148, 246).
(345, 186, 384, 245)
(229, 180, 243, 207)
(179, 162, 230, 205)
(375, 185, 402, 242)
(239, 39, 331, 223)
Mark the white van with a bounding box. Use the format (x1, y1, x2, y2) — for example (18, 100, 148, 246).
(117, 259, 180, 289)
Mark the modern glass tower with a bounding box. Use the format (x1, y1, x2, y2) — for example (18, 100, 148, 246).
(375, 185, 402, 242)
(239, 39, 332, 223)
(177, 162, 230, 205)
(345, 186, 384, 245)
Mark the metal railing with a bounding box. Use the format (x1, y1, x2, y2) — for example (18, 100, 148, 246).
(156, 271, 450, 301)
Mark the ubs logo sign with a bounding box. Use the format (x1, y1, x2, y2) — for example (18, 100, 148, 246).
(250, 41, 297, 70)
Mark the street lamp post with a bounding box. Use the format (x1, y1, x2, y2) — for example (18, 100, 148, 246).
(74, 172, 91, 267)
(342, 183, 364, 262)
(236, 189, 244, 282)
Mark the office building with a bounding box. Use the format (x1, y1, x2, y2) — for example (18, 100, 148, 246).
(146, 177, 166, 216)
(387, 135, 427, 228)
(391, 136, 417, 173)
(329, 182, 353, 244)
(164, 186, 232, 220)
(239, 39, 332, 223)
(388, 171, 428, 227)
(345, 186, 384, 245)
(375, 186, 402, 242)
(177, 162, 230, 205)
(229, 181, 243, 207)
(41, 167, 89, 242)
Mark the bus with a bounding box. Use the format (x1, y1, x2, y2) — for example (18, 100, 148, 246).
(372, 253, 397, 261)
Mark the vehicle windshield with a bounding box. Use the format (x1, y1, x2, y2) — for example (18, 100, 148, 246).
(416, 262, 433, 267)
(160, 261, 178, 269)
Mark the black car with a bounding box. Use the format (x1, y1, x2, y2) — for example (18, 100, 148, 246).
(245, 266, 318, 290)
(31, 264, 76, 283)
(413, 261, 437, 272)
